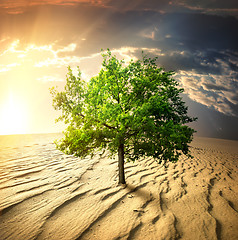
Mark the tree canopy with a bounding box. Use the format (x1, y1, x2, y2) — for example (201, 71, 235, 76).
(51, 50, 197, 184)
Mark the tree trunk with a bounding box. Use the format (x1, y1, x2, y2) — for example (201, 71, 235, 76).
(118, 143, 126, 184)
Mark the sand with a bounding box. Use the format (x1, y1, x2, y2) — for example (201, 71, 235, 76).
(0, 135, 238, 240)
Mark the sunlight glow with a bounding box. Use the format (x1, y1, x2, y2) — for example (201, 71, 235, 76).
(0, 94, 28, 135)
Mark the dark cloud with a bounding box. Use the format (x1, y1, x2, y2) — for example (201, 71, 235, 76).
(106, 0, 170, 12)
(172, 0, 238, 17)
(1, 0, 237, 16)
(1, 3, 237, 54)
(175, 0, 238, 9)
(157, 13, 238, 52)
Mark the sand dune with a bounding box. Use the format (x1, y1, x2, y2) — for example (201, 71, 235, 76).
(0, 135, 238, 240)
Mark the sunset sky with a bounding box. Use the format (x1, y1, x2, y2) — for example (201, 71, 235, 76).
(0, 0, 238, 139)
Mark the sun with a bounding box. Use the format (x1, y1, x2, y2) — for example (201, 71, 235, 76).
(0, 93, 28, 135)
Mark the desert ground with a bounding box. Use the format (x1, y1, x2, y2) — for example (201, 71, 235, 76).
(0, 135, 238, 240)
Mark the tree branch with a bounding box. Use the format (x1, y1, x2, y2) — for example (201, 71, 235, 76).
(77, 112, 116, 130)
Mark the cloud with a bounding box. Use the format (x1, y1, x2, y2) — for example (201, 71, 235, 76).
(105, 0, 170, 12)
(0, 0, 173, 14)
(0, 0, 101, 13)
(34, 49, 101, 68)
(176, 57, 238, 117)
(1, 0, 237, 19)
(140, 27, 159, 40)
(172, 0, 238, 17)
(155, 12, 238, 52)
(2, 2, 236, 56)
(0, 40, 79, 68)
(0, 63, 20, 73)
(0, 39, 81, 85)
(203, 83, 228, 91)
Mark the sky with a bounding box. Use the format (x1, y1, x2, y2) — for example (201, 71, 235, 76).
(0, 0, 238, 140)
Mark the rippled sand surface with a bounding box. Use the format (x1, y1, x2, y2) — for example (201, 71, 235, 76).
(0, 134, 238, 240)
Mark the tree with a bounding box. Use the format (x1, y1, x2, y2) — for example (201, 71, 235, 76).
(51, 50, 197, 184)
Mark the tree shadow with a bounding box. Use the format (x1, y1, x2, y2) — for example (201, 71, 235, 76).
(124, 182, 162, 212)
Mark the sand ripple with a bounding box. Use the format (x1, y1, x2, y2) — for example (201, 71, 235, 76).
(0, 136, 238, 240)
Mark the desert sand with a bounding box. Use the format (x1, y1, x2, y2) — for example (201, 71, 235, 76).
(0, 135, 238, 240)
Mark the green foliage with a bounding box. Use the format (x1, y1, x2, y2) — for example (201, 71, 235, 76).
(51, 50, 197, 164)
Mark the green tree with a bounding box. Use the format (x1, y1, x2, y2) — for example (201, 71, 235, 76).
(51, 50, 197, 184)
